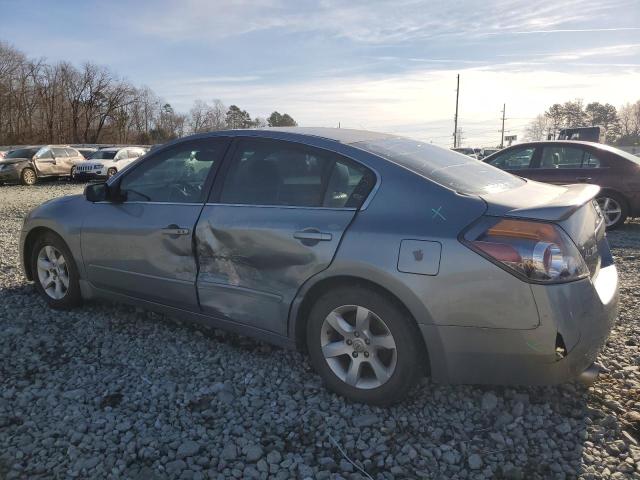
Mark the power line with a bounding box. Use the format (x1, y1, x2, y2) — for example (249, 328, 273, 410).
(453, 74, 460, 149)
(500, 104, 506, 149)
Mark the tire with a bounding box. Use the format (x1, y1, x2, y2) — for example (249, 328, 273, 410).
(21, 167, 37, 186)
(107, 167, 117, 178)
(597, 193, 628, 230)
(70, 166, 77, 181)
(30, 232, 82, 310)
(306, 286, 422, 405)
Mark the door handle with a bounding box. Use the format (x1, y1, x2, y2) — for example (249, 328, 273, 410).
(162, 225, 190, 235)
(294, 230, 332, 242)
(577, 177, 592, 183)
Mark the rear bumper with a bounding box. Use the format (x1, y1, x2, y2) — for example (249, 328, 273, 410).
(423, 264, 618, 385)
(0, 164, 21, 181)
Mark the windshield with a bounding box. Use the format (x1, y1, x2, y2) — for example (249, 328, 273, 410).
(5, 148, 39, 159)
(355, 136, 525, 195)
(89, 150, 117, 160)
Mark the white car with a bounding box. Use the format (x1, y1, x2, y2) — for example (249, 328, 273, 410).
(74, 147, 146, 179)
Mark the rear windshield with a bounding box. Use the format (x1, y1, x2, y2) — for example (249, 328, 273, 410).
(89, 150, 117, 160)
(355, 137, 524, 195)
(5, 148, 39, 159)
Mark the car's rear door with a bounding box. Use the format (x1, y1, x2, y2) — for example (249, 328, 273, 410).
(81, 138, 230, 310)
(195, 137, 375, 335)
(529, 144, 594, 185)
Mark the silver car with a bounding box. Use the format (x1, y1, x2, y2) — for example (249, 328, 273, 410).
(20, 128, 618, 405)
(0, 145, 86, 185)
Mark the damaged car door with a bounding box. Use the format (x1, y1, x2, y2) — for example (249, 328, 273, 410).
(80, 138, 229, 310)
(195, 137, 375, 335)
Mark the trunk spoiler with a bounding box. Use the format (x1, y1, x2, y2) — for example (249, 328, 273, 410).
(481, 181, 600, 222)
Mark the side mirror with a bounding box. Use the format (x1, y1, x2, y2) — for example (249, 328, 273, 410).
(84, 183, 108, 202)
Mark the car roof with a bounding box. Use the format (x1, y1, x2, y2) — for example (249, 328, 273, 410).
(241, 127, 395, 145)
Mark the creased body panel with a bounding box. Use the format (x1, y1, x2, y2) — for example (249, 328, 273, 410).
(195, 205, 356, 334)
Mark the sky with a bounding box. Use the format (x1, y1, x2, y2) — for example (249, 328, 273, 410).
(1, 0, 639, 147)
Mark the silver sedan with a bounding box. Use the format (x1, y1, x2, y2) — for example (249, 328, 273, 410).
(20, 128, 618, 405)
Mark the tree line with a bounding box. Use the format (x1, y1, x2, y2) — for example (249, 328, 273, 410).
(0, 41, 297, 146)
(525, 99, 640, 145)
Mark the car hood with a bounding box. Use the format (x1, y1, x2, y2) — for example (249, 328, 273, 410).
(0, 157, 29, 165)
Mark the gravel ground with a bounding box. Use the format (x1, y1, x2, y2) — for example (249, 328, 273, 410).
(1, 181, 640, 480)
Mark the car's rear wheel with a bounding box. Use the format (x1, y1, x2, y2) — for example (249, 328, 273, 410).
(306, 286, 422, 405)
(597, 193, 628, 230)
(31, 232, 82, 309)
(21, 167, 37, 186)
(107, 167, 117, 178)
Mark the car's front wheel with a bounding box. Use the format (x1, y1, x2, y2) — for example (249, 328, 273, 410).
(306, 286, 422, 405)
(597, 193, 628, 230)
(70, 166, 77, 181)
(21, 167, 37, 186)
(107, 167, 117, 178)
(31, 232, 82, 309)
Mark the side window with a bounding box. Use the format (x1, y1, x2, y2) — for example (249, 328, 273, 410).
(219, 139, 374, 208)
(324, 159, 374, 208)
(119, 139, 226, 203)
(540, 146, 584, 169)
(36, 148, 53, 159)
(52, 147, 68, 157)
(583, 151, 601, 168)
(488, 148, 535, 170)
(65, 148, 78, 157)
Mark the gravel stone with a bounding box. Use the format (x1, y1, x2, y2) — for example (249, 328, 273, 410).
(1, 183, 640, 479)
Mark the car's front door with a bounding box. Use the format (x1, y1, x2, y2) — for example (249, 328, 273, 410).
(195, 137, 375, 335)
(485, 146, 538, 178)
(81, 138, 229, 310)
(33, 148, 57, 176)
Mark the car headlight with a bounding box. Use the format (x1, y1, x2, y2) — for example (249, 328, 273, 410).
(94, 164, 103, 169)
(463, 217, 589, 283)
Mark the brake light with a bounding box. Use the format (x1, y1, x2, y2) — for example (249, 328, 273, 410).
(463, 218, 589, 283)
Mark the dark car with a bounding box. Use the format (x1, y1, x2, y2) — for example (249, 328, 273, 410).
(483, 141, 640, 229)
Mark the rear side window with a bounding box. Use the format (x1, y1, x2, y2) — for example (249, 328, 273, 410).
(65, 148, 79, 157)
(219, 138, 374, 208)
(539, 146, 602, 169)
(487, 147, 535, 170)
(52, 147, 68, 157)
(356, 137, 524, 195)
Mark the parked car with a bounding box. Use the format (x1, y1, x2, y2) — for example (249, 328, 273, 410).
(452, 147, 481, 159)
(74, 147, 147, 180)
(0, 145, 85, 185)
(483, 141, 640, 229)
(20, 128, 617, 404)
(481, 147, 500, 158)
(75, 147, 98, 159)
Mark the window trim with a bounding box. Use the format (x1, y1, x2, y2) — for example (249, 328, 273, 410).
(208, 136, 379, 210)
(111, 137, 231, 205)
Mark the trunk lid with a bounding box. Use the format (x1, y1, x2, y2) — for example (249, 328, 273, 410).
(480, 179, 608, 277)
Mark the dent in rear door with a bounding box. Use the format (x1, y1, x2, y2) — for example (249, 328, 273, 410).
(195, 206, 356, 334)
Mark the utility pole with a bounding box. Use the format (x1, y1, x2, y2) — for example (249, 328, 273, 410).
(453, 74, 460, 148)
(500, 103, 506, 148)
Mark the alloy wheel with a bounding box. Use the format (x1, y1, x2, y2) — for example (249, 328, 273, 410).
(22, 169, 36, 185)
(320, 305, 397, 389)
(597, 197, 622, 228)
(36, 245, 70, 300)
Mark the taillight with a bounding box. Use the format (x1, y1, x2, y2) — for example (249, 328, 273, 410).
(463, 217, 589, 283)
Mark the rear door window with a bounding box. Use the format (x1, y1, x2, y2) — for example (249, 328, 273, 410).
(540, 146, 584, 169)
(52, 147, 68, 157)
(219, 138, 374, 208)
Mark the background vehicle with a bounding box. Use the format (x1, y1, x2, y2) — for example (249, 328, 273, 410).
(0, 145, 84, 185)
(452, 147, 481, 158)
(20, 128, 617, 405)
(557, 126, 605, 143)
(483, 140, 640, 229)
(74, 147, 146, 179)
(75, 147, 97, 159)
